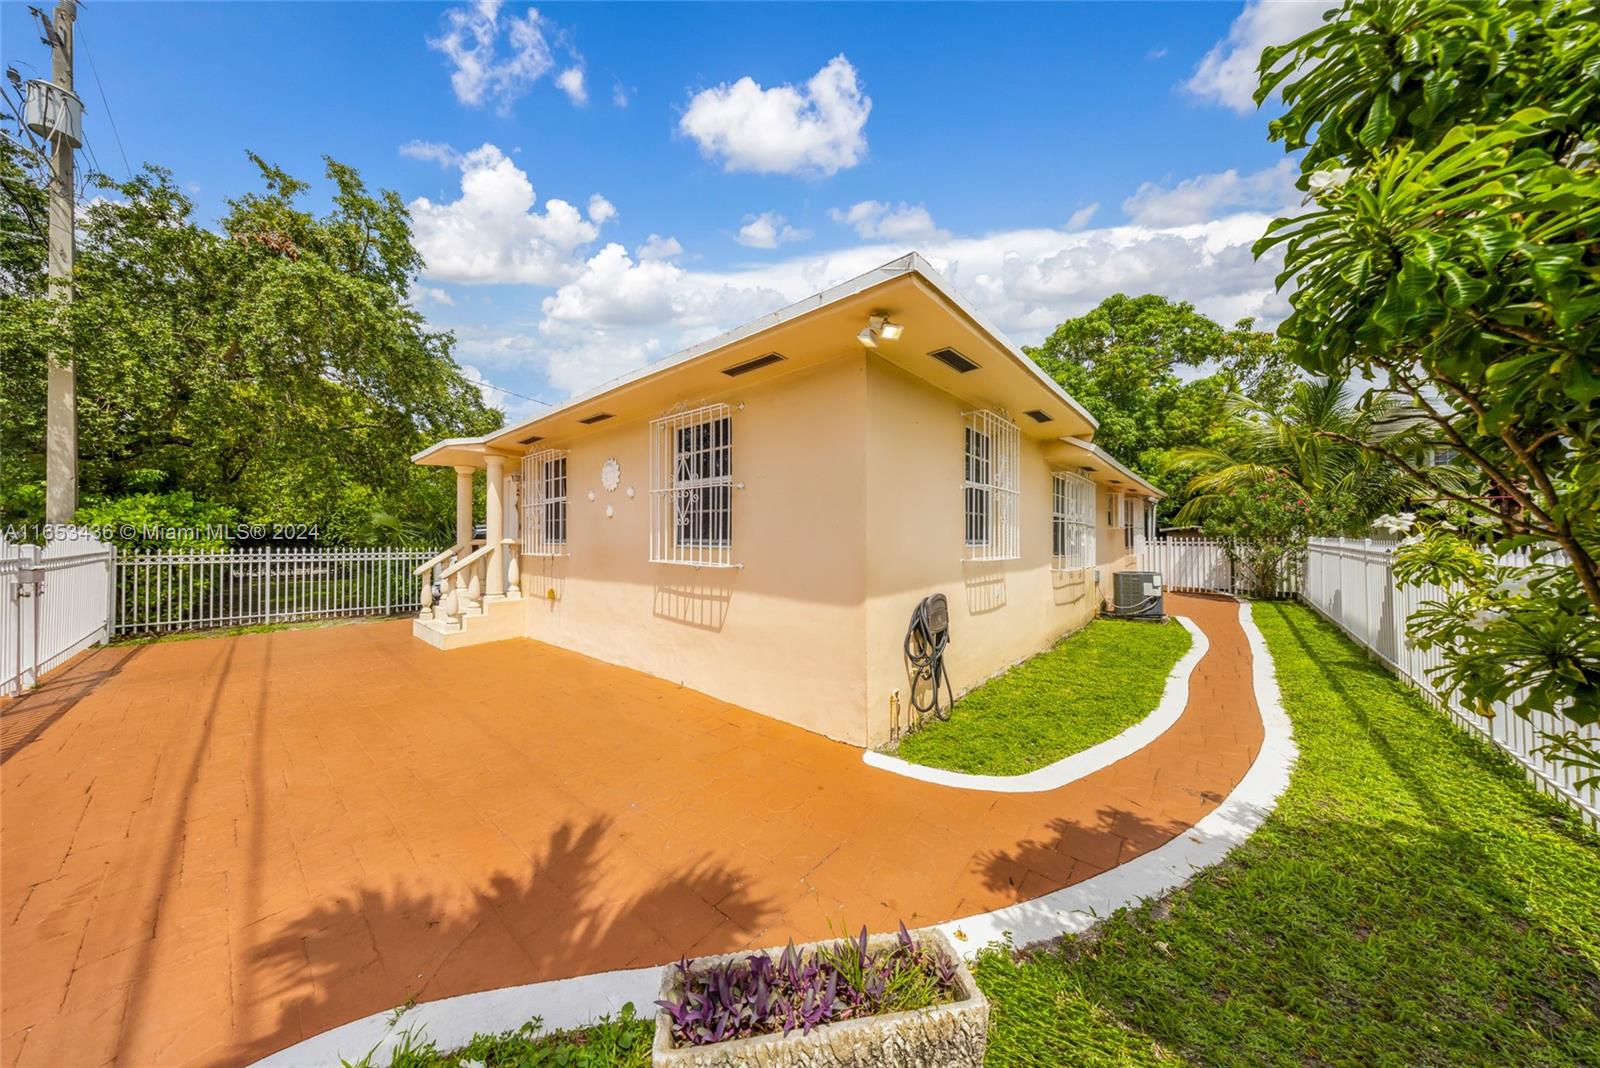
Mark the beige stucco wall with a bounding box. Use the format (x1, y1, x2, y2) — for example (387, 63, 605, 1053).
(515, 354, 872, 743)
(860, 357, 1135, 748)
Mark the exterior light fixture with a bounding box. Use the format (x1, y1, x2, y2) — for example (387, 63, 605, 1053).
(856, 326, 879, 348)
(867, 314, 904, 342)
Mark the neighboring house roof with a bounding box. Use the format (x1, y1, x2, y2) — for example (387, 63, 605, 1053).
(414, 251, 1162, 498)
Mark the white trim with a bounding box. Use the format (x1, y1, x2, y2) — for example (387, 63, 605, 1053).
(249, 965, 661, 1068)
(251, 603, 1295, 1067)
(932, 601, 1296, 951)
(412, 253, 1100, 465)
(863, 616, 1206, 792)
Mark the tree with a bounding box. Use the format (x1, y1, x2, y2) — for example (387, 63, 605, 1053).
(1166, 377, 1429, 533)
(0, 153, 501, 542)
(1025, 294, 1298, 492)
(1256, 1, 1599, 752)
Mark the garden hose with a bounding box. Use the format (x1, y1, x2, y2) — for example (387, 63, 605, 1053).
(905, 595, 955, 721)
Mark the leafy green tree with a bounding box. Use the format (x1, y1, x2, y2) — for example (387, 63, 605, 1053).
(0, 152, 500, 542)
(1256, 1, 1599, 748)
(1025, 294, 1298, 494)
(1166, 377, 1429, 533)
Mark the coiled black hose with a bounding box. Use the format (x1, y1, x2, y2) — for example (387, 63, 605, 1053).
(905, 596, 955, 720)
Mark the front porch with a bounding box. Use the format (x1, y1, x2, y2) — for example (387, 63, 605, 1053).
(412, 453, 527, 648)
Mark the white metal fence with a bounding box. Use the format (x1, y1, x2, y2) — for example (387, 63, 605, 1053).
(1300, 537, 1597, 827)
(113, 547, 441, 636)
(2, 531, 116, 696)
(1139, 537, 1300, 598)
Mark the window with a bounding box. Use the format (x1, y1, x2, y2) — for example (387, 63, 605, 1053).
(650, 403, 737, 568)
(1052, 472, 1095, 572)
(963, 409, 1019, 561)
(519, 449, 568, 556)
(1123, 495, 1137, 551)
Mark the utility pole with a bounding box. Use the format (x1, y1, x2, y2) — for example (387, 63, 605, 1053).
(43, 0, 77, 524)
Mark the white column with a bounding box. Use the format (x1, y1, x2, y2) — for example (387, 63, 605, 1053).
(454, 465, 475, 551)
(485, 455, 505, 597)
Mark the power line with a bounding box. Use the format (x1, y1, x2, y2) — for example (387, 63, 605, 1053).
(476, 377, 555, 407)
(75, 25, 130, 179)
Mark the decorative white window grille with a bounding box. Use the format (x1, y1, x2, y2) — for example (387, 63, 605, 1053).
(1051, 471, 1096, 572)
(1107, 489, 1119, 527)
(650, 403, 737, 568)
(1123, 495, 1137, 551)
(519, 449, 569, 556)
(962, 409, 1020, 562)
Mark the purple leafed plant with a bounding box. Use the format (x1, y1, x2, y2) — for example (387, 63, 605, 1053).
(656, 922, 960, 1047)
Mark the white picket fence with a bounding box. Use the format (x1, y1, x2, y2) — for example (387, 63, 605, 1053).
(113, 547, 441, 635)
(1139, 537, 1300, 598)
(2, 530, 116, 697)
(1300, 537, 1597, 827)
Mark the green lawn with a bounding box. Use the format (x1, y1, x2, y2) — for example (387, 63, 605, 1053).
(973, 601, 1600, 1066)
(893, 617, 1192, 775)
(347, 1006, 651, 1068)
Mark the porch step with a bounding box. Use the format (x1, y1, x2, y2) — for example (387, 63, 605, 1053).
(410, 594, 529, 650)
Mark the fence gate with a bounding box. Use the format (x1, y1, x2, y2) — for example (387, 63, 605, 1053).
(2, 531, 116, 697)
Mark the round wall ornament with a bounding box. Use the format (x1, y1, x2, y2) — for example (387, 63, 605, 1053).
(601, 457, 621, 492)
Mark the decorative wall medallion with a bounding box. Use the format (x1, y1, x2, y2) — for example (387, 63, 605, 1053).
(601, 457, 621, 492)
(605, 504, 615, 518)
(586, 489, 597, 502)
(625, 485, 636, 499)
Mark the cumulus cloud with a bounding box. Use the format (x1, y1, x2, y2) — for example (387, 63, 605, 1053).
(1121, 161, 1297, 226)
(679, 55, 871, 176)
(411, 147, 1290, 399)
(409, 143, 611, 285)
(400, 140, 462, 167)
(556, 66, 587, 105)
(1065, 203, 1100, 230)
(428, 1, 584, 113)
(829, 200, 947, 243)
(637, 234, 684, 261)
(1186, 0, 1333, 112)
(736, 212, 811, 249)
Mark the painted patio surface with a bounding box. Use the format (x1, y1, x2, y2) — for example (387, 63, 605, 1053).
(0, 592, 1260, 1068)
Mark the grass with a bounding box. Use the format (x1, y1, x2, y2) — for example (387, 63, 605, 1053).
(893, 617, 1192, 776)
(111, 612, 409, 646)
(341, 1005, 651, 1068)
(972, 601, 1600, 1066)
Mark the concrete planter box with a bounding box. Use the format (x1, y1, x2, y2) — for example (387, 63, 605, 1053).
(651, 927, 988, 1067)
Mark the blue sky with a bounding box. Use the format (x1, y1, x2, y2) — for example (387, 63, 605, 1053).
(1, 0, 1328, 417)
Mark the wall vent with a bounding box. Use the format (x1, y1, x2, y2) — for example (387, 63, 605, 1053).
(929, 347, 979, 373)
(722, 352, 785, 377)
(1024, 409, 1053, 423)
(518, 434, 544, 445)
(578, 412, 615, 425)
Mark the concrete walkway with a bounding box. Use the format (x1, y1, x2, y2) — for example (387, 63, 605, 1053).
(0, 593, 1259, 1068)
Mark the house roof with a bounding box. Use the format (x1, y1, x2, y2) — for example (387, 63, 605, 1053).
(414, 254, 1161, 501)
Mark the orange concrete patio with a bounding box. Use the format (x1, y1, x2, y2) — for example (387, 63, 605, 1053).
(0, 593, 1261, 1068)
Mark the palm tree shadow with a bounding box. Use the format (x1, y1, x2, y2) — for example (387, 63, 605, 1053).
(233, 816, 776, 1066)
(979, 806, 1195, 901)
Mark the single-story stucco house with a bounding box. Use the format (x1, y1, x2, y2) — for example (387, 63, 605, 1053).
(412, 253, 1160, 747)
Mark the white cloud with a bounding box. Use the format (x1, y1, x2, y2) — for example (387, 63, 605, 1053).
(400, 140, 462, 167)
(409, 143, 611, 285)
(459, 363, 546, 421)
(557, 66, 587, 105)
(1186, 0, 1332, 112)
(679, 55, 871, 177)
(829, 200, 947, 243)
(612, 81, 630, 108)
(1121, 161, 1297, 226)
(736, 212, 811, 249)
(414, 285, 455, 306)
(428, 0, 583, 113)
(636, 234, 684, 261)
(1066, 203, 1100, 230)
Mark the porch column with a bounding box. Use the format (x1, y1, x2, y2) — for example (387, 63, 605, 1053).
(454, 465, 475, 551)
(484, 454, 505, 597)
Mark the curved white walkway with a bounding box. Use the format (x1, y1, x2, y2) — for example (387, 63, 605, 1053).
(254, 602, 1296, 1068)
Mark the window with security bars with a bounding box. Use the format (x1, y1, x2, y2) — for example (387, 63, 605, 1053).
(650, 403, 736, 567)
(519, 449, 569, 556)
(963, 409, 1019, 562)
(1123, 495, 1137, 551)
(1051, 471, 1095, 572)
